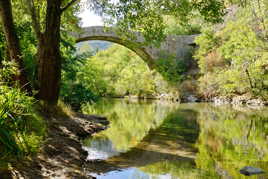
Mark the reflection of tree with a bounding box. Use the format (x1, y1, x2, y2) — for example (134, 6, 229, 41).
(84, 99, 178, 151)
(195, 105, 268, 178)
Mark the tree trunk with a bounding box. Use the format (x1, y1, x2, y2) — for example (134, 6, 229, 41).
(0, 0, 31, 93)
(37, 0, 62, 105)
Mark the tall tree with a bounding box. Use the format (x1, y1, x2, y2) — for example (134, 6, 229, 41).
(36, 0, 62, 105)
(0, 0, 31, 93)
(25, 0, 79, 105)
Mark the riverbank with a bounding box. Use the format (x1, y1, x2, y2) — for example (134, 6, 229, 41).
(3, 107, 109, 179)
(103, 94, 268, 107)
(211, 95, 268, 107)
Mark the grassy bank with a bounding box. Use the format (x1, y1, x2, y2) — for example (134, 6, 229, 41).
(0, 61, 46, 172)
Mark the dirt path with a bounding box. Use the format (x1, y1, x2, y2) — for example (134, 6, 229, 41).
(9, 113, 109, 179)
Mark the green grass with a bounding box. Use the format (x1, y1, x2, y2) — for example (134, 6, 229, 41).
(0, 85, 46, 170)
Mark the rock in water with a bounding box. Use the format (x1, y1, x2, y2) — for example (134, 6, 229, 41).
(240, 166, 265, 176)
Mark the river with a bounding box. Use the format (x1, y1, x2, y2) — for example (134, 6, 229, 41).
(81, 98, 268, 179)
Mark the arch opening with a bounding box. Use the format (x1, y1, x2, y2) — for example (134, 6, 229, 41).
(75, 36, 155, 68)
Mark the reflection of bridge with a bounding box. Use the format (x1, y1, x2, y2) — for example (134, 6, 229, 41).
(72, 26, 197, 68)
(83, 108, 199, 175)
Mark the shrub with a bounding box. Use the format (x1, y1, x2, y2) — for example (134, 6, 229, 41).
(194, 29, 220, 74)
(60, 39, 100, 108)
(0, 61, 45, 167)
(155, 53, 186, 84)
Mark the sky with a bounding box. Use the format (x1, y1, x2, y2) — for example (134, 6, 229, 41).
(77, 0, 120, 27)
(78, 10, 103, 27)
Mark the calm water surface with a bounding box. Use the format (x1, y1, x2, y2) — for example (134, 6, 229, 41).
(82, 99, 268, 179)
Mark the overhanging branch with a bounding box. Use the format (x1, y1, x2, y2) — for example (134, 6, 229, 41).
(61, 0, 80, 13)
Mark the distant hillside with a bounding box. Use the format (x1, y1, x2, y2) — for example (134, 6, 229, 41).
(76, 40, 112, 54)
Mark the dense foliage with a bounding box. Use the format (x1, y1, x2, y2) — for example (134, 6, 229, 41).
(194, 1, 268, 100)
(60, 39, 99, 107)
(155, 52, 187, 83)
(0, 61, 45, 169)
(91, 0, 226, 46)
(61, 43, 187, 103)
(164, 15, 202, 35)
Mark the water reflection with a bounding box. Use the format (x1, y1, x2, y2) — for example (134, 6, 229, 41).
(82, 99, 268, 179)
(195, 104, 268, 179)
(83, 99, 178, 152)
(82, 137, 121, 160)
(89, 168, 172, 179)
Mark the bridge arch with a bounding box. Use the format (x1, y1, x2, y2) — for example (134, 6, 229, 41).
(72, 26, 197, 69)
(76, 35, 155, 68)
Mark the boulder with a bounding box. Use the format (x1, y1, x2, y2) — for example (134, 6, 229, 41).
(240, 166, 265, 176)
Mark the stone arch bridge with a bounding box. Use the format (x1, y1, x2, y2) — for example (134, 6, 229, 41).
(72, 26, 197, 68)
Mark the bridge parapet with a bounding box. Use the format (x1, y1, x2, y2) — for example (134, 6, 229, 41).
(74, 26, 146, 43)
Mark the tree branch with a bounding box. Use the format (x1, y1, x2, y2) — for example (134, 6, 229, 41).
(61, 0, 80, 13)
(25, 0, 42, 39)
